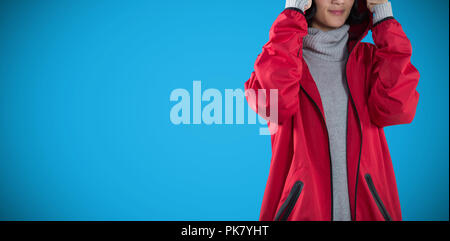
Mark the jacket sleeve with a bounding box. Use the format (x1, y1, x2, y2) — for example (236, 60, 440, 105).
(244, 8, 308, 125)
(367, 18, 420, 128)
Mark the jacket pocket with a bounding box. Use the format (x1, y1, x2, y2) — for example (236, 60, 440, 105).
(364, 174, 392, 221)
(274, 180, 304, 221)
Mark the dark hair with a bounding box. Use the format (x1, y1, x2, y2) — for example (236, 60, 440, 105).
(305, 0, 369, 26)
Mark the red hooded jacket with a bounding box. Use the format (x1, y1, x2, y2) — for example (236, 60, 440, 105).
(244, 1, 420, 221)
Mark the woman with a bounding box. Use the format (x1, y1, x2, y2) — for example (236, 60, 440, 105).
(244, 0, 419, 221)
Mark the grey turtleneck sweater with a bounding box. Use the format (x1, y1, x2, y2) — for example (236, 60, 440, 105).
(303, 24, 352, 221)
(284, 0, 394, 221)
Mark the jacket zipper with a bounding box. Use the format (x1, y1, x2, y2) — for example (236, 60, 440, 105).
(344, 37, 364, 221)
(274, 181, 304, 221)
(300, 86, 334, 220)
(364, 174, 392, 221)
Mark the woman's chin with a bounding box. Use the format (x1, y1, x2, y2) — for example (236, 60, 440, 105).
(325, 21, 347, 29)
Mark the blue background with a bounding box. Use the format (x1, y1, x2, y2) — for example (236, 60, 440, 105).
(0, 0, 448, 221)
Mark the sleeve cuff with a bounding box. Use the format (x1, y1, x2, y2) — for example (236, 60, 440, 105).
(372, 1, 394, 24)
(285, 0, 309, 12)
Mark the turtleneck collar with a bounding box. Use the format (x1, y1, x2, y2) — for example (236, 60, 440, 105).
(303, 24, 350, 62)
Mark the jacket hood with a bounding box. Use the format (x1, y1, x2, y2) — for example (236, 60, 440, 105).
(348, 0, 372, 43)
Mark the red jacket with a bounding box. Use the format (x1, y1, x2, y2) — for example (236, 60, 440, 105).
(244, 2, 420, 221)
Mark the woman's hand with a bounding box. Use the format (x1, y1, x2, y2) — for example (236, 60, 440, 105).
(304, 0, 312, 11)
(285, 0, 312, 12)
(367, 0, 388, 12)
